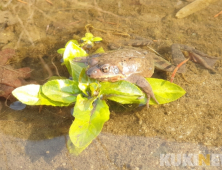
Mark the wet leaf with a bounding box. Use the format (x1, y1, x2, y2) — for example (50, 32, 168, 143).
(69, 60, 87, 82)
(93, 47, 105, 54)
(65, 40, 79, 46)
(63, 41, 88, 74)
(89, 83, 99, 96)
(69, 95, 109, 151)
(78, 69, 98, 96)
(146, 78, 186, 105)
(100, 78, 185, 105)
(57, 48, 65, 54)
(12, 84, 69, 106)
(92, 37, 103, 42)
(100, 81, 143, 96)
(84, 33, 94, 40)
(67, 138, 90, 156)
(102, 94, 146, 105)
(100, 81, 145, 104)
(42, 79, 81, 104)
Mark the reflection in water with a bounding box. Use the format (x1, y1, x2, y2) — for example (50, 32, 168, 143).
(0, 0, 222, 169)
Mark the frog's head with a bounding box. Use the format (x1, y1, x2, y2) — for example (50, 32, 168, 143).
(86, 63, 125, 82)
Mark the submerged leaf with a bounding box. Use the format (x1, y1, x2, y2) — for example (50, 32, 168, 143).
(100, 81, 144, 96)
(12, 84, 70, 106)
(103, 94, 146, 105)
(42, 79, 81, 104)
(100, 81, 145, 104)
(57, 48, 65, 54)
(69, 60, 87, 82)
(78, 69, 98, 96)
(93, 47, 105, 54)
(146, 78, 186, 105)
(92, 37, 103, 42)
(100, 78, 185, 105)
(72, 94, 97, 120)
(67, 137, 90, 156)
(69, 95, 110, 152)
(63, 41, 88, 74)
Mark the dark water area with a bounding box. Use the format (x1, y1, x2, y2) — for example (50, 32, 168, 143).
(0, 0, 222, 169)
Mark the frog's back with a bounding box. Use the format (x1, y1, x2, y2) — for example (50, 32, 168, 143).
(99, 49, 154, 78)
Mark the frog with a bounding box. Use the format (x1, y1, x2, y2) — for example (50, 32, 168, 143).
(74, 40, 219, 108)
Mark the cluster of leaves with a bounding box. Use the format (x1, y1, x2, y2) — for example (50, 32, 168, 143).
(12, 33, 186, 155)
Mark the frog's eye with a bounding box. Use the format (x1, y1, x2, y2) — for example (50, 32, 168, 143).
(100, 65, 110, 73)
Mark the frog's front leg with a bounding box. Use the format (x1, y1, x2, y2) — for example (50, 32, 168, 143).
(126, 74, 159, 108)
(171, 44, 219, 73)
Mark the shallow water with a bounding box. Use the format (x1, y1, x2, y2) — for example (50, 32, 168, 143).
(0, 0, 222, 169)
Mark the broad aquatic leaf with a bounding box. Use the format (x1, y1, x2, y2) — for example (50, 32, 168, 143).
(57, 48, 65, 54)
(78, 68, 98, 96)
(69, 95, 110, 151)
(100, 78, 185, 105)
(72, 94, 97, 120)
(146, 78, 186, 105)
(78, 68, 89, 95)
(93, 47, 105, 54)
(69, 60, 87, 82)
(65, 40, 79, 47)
(63, 41, 88, 74)
(67, 138, 90, 156)
(84, 33, 94, 40)
(89, 83, 99, 96)
(12, 84, 69, 106)
(100, 81, 143, 96)
(42, 79, 81, 104)
(100, 81, 145, 104)
(92, 37, 103, 42)
(12, 84, 42, 105)
(103, 94, 146, 105)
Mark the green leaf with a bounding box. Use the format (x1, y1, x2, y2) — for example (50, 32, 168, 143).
(92, 37, 103, 42)
(63, 41, 88, 74)
(100, 80, 144, 96)
(78, 68, 98, 96)
(57, 48, 65, 54)
(69, 95, 110, 151)
(85, 33, 94, 40)
(89, 83, 99, 96)
(72, 94, 97, 120)
(146, 78, 186, 105)
(69, 60, 87, 82)
(103, 94, 146, 104)
(100, 81, 145, 104)
(67, 138, 90, 156)
(65, 40, 79, 47)
(12, 84, 69, 106)
(93, 47, 105, 54)
(42, 79, 81, 104)
(100, 78, 185, 105)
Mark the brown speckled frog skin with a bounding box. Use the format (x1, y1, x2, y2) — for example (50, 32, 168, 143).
(74, 43, 219, 108)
